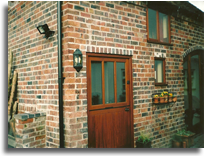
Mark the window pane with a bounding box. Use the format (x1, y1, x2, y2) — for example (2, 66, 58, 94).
(155, 60, 163, 83)
(91, 61, 102, 105)
(116, 62, 126, 102)
(183, 61, 189, 128)
(159, 12, 169, 43)
(104, 62, 115, 104)
(191, 55, 200, 127)
(148, 8, 157, 39)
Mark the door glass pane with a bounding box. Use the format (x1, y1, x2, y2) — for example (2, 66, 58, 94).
(116, 62, 126, 102)
(159, 12, 169, 43)
(155, 60, 163, 83)
(191, 55, 200, 128)
(91, 61, 102, 105)
(148, 8, 157, 39)
(183, 60, 189, 128)
(104, 62, 115, 104)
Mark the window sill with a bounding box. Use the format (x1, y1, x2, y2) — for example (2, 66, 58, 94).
(147, 40, 173, 46)
(155, 83, 168, 86)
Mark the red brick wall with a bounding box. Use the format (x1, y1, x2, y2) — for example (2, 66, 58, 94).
(8, 1, 59, 148)
(8, 1, 204, 148)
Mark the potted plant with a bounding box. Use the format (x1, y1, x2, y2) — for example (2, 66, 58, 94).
(173, 96, 177, 102)
(136, 132, 152, 148)
(153, 94, 159, 103)
(163, 91, 168, 103)
(175, 129, 195, 148)
(169, 93, 173, 102)
(159, 93, 165, 103)
(172, 134, 183, 148)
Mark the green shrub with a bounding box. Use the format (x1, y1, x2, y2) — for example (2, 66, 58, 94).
(176, 129, 194, 136)
(137, 132, 152, 144)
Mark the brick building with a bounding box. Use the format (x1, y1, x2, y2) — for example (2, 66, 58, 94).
(8, 1, 204, 148)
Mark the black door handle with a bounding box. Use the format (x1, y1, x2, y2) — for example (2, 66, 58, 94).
(125, 108, 129, 111)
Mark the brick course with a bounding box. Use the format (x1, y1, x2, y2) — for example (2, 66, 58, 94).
(8, 1, 204, 148)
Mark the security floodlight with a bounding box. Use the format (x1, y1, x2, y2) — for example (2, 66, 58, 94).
(37, 24, 55, 39)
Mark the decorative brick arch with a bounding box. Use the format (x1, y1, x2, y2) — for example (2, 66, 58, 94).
(183, 45, 204, 58)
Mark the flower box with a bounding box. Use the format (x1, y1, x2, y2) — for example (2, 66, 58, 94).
(159, 97, 165, 103)
(172, 140, 183, 148)
(173, 97, 177, 102)
(136, 140, 151, 148)
(152, 91, 177, 104)
(169, 96, 173, 102)
(176, 133, 195, 148)
(164, 95, 168, 103)
(153, 97, 159, 103)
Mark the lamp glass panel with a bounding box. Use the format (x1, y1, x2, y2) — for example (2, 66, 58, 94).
(74, 55, 78, 66)
(38, 27, 45, 34)
(78, 56, 81, 64)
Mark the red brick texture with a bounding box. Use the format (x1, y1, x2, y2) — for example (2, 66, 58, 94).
(8, 1, 59, 148)
(8, 1, 204, 148)
(14, 112, 46, 148)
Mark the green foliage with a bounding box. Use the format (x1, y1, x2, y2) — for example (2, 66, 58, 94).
(176, 129, 194, 136)
(159, 94, 164, 97)
(137, 132, 152, 144)
(163, 91, 168, 95)
(172, 134, 182, 142)
(176, 126, 194, 136)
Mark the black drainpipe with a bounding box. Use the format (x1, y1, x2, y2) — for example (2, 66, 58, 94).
(57, 1, 64, 148)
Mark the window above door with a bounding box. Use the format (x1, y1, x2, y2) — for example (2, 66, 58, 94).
(147, 8, 171, 45)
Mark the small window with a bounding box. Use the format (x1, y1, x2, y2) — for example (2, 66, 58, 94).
(147, 8, 171, 44)
(154, 58, 166, 85)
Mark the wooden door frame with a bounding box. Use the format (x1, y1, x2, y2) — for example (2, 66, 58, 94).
(86, 53, 134, 147)
(183, 50, 204, 132)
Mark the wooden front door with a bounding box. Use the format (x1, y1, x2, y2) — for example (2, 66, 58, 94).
(87, 53, 133, 148)
(183, 50, 204, 133)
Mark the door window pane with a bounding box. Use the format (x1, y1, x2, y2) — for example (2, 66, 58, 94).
(159, 12, 169, 43)
(104, 62, 115, 104)
(191, 55, 200, 127)
(183, 61, 189, 128)
(116, 62, 126, 102)
(91, 61, 102, 105)
(148, 8, 157, 39)
(155, 60, 163, 83)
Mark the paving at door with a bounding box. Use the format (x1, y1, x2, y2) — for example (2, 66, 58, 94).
(8, 133, 204, 148)
(190, 133, 204, 148)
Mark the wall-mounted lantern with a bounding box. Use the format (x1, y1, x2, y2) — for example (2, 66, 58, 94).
(73, 49, 83, 72)
(37, 24, 55, 39)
